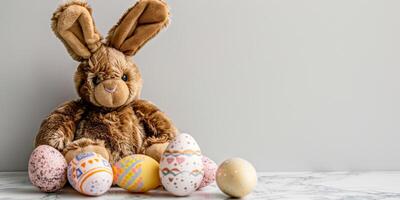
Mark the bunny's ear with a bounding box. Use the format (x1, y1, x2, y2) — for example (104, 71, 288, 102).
(51, 1, 102, 61)
(106, 0, 169, 56)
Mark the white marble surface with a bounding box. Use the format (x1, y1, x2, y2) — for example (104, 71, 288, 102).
(1, 172, 400, 199)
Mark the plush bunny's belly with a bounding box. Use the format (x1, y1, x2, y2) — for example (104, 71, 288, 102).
(75, 107, 145, 163)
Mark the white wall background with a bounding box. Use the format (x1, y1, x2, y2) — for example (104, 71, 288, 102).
(1, 0, 400, 171)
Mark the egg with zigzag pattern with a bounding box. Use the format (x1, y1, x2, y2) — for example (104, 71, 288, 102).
(159, 133, 204, 196)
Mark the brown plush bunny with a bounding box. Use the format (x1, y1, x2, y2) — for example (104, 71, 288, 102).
(34, 0, 178, 164)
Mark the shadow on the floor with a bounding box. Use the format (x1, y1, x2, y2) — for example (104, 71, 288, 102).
(2, 185, 231, 199)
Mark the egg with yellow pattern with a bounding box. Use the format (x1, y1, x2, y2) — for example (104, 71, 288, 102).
(113, 154, 160, 192)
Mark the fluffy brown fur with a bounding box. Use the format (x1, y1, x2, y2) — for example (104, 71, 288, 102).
(35, 0, 177, 164)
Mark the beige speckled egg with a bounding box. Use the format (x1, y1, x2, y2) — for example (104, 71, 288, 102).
(216, 158, 257, 198)
(28, 145, 67, 192)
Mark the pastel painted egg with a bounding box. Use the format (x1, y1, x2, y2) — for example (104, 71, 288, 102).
(199, 156, 217, 189)
(67, 152, 112, 196)
(113, 154, 160, 192)
(28, 145, 67, 192)
(160, 133, 204, 196)
(216, 158, 257, 198)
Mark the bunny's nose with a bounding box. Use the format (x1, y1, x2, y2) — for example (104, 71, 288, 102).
(105, 86, 116, 93)
(103, 81, 117, 93)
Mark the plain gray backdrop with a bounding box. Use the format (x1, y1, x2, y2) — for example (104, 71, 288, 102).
(1, 0, 400, 171)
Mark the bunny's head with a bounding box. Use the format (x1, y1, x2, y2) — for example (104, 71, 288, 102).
(51, 0, 169, 108)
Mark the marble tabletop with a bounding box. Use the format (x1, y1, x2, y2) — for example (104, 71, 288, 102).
(1, 172, 400, 199)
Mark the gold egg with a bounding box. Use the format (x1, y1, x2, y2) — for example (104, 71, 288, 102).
(216, 158, 257, 198)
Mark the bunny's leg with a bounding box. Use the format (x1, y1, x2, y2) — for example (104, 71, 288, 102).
(63, 138, 110, 163)
(132, 100, 178, 161)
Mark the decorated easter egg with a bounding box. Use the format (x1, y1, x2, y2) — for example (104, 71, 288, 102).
(199, 155, 217, 189)
(67, 152, 112, 196)
(113, 154, 160, 192)
(28, 145, 67, 192)
(159, 133, 204, 196)
(216, 158, 257, 198)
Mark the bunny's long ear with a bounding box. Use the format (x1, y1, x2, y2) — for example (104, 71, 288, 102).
(106, 0, 169, 56)
(51, 1, 102, 61)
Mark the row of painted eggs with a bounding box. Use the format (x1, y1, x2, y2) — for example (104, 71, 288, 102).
(29, 134, 218, 196)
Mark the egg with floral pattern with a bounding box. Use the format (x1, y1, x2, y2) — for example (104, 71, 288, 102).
(67, 152, 112, 196)
(159, 133, 204, 196)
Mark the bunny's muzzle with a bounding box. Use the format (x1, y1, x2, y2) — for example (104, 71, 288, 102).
(94, 79, 129, 108)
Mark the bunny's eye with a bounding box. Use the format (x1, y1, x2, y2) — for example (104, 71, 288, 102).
(122, 74, 128, 82)
(92, 76, 100, 85)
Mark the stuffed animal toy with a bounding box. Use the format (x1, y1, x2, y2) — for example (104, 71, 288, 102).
(34, 0, 177, 165)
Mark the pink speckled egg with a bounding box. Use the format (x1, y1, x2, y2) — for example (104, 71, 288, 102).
(28, 145, 67, 192)
(199, 156, 217, 188)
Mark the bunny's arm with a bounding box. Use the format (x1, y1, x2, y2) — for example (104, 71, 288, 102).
(35, 100, 85, 151)
(132, 99, 178, 161)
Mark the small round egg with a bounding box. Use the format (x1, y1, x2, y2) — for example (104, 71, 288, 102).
(199, 156, 217, 189)
(28, 145, 67, 192)
(216, 158, 257, 198)
(113, 154, 160, 192)
(67, 152, 112, 196)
